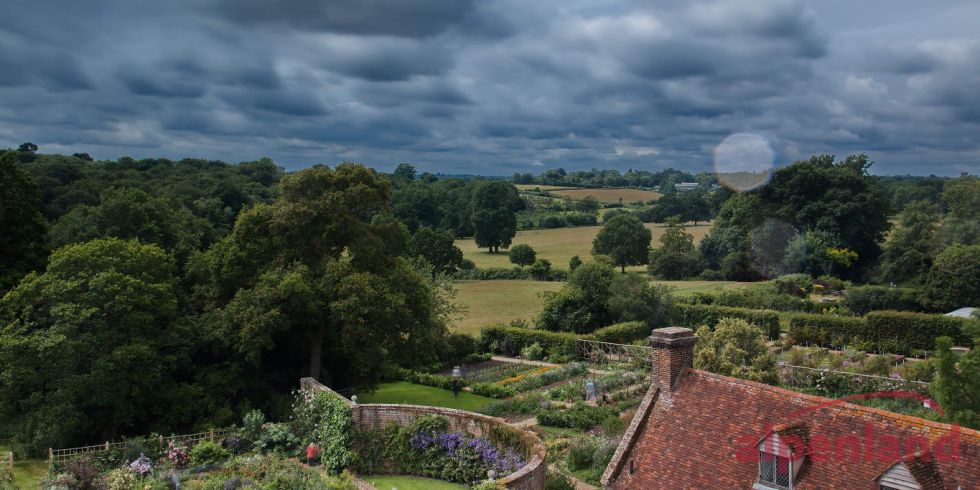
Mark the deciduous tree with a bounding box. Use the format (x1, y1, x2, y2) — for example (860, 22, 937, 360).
(592, 213, 651, 272)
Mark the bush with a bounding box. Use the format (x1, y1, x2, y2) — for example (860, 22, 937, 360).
(190, 441, 230, 467)
(674, 303, 780, 339)
(772, 274, 814, 297)
(841, 286, 926, 315)
(520, 342, 545, 360)
(451, 267, 567, 282)
(242, 409, 265, 442)
(442, 333, 480, 365)
(864, 311, 970, 354)
(536, 403, 616, 430)
(545, 469, 576, 490)
(787, 314, 868, 348)
(529, 259, 553, 280)
(566, 213, 598, 226)
(789, 311, 969, 355)
(540, 216, 565, 228)
(470, 382, 517, 399)
(567, 438, 596, 470)
(480, 325, 578, 358)
(509, 244, 537, 267)
(816, 275, 850, 292)
(602, 209, 628, 222)
(254, 423, 300, 456)
(589, 321, 648, 344)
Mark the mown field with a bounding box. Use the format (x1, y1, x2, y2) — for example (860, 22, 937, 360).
(548, 187, 662, 203)
(455, 222, 713, 271)
(452, 280, 563, 335)
(514, 184, 577, 191)
(451, 278, 751, 335)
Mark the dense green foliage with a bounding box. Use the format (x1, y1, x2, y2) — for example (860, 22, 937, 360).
(693, 318, 778, 384)
(591, 214, 651, 272)
(932, 336, 979, 429)
(0, 239, 191, 451)
(0, 152, 47, 293)
(789, 311, 969, 355)
(647, 218, 699, 279)
(840, 286, 927, 315)
(923, 245, 980, 311)
(508, 244, 537, 268)
(471, 182, 521, 253)
(674, 303, 780, 339)
(407, 226, 466, 278)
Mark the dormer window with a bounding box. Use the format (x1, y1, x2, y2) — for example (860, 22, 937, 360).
(876, 461, 928, 490)
(753, 425, 808, 490)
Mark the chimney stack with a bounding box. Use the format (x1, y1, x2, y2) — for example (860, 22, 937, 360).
(649, 327, 695, 393)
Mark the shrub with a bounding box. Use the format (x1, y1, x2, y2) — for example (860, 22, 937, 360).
(674, 303, 780, 339)
(221, 434, 252, 455)
(471, 382, 518, 399)
(190, 441, 230, 467)
(529, 259, 553, 280)
(568, 255, 583, 271)
(589, 321, 648, 344)
(601, 415, 625, 436)
(451, 267, 567, 282)
(841, 286, 926, 315)
(509, 244, 537, 267)
(816, 275, 850, 292)
(104, 468, 138, 490)
(864, 311, 970, 354)
(545, 469, 576, 490)
(479, 394, 549, 417)
(789, 311, 969, 355)
(772, 274, 814, 297)
(540, 216, 565, 228)
(566, 213, 598, 226)
(567, 438, 596, 470)
(520, 342, 545, 360)
(480, 325, 578, 358)
(602, 209, 629, 222)
(691, 283, 817, 312)
(254, 423, 300, 456)
(242, 409, 266, 441)
(787, 314, 867, 348)
(536, 403, 616, 430)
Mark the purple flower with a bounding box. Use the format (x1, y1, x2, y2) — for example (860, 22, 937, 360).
(129, 453, 152, 476)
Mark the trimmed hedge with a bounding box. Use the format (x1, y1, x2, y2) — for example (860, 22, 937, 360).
(840, 286, 927, 315)
(788, 314, 867, 348)
(588, 321, 649, 344)
(864, 311, 969, 354)
(481, 325, 579, 358)
(674, 303, 780, 339)
(451, 267, 568, 282)
(788, 311, 969, 355)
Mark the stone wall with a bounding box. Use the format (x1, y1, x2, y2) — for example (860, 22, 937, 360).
(300, 377, 546, 490)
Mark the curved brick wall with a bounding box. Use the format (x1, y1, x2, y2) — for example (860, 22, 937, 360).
(300, 378, 546, 490)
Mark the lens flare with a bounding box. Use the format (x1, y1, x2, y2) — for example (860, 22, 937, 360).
(713, 133, 775, 192)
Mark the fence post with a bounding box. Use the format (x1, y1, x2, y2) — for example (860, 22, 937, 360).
(48, 447, 53, 468)
(104, 441, 109, 451)
(209, 430, 214, 442)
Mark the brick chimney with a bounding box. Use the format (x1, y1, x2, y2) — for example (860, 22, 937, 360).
(649, 327, 696, 393)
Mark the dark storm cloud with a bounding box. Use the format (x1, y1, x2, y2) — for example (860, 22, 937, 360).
(199, 0, 477, 38)
(0, 0, 978, 175)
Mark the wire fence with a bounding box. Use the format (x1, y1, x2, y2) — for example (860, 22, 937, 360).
(48, 429, 232, 468)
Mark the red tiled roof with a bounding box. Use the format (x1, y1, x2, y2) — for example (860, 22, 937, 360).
(603, 369, 980, 489)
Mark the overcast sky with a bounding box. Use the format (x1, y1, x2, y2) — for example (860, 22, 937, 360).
(2, 0, 979, 175)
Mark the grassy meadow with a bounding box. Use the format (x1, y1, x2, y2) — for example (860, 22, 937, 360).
(548, 187, 662, 203)
(358, 381, 495, 411)
(0, 441, 47, 489)
(451, 280, 562, 335)
(455, 222, 713, 271)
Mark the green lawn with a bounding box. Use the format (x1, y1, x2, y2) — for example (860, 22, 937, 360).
(455, 222, 713, 271)
(452, 280, 562, 335)
(649, 279, 753, 297)
(357, 382, 496, 412)
(363, 475, 468, 490)
(0, 442, 47, 489)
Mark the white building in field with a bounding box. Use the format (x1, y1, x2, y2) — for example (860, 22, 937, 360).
(944, 307, 977, 319)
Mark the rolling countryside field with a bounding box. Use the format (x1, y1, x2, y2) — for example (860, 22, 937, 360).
(548, 187, 662, 203)
(451, 279, 562, 335)
(455, 222, 713, 271)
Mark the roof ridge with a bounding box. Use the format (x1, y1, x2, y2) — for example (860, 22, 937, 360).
(686, 369, 980, 440)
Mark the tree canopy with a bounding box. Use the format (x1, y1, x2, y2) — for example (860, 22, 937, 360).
(592, 213, 651, 272)
(471, 181, 521, 253)
(0, 152, 47, 292)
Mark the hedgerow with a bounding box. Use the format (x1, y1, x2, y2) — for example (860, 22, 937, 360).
(674, 303, 780, 339)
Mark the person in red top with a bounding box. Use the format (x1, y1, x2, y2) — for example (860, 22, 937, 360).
(306, 442, 319, 466)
